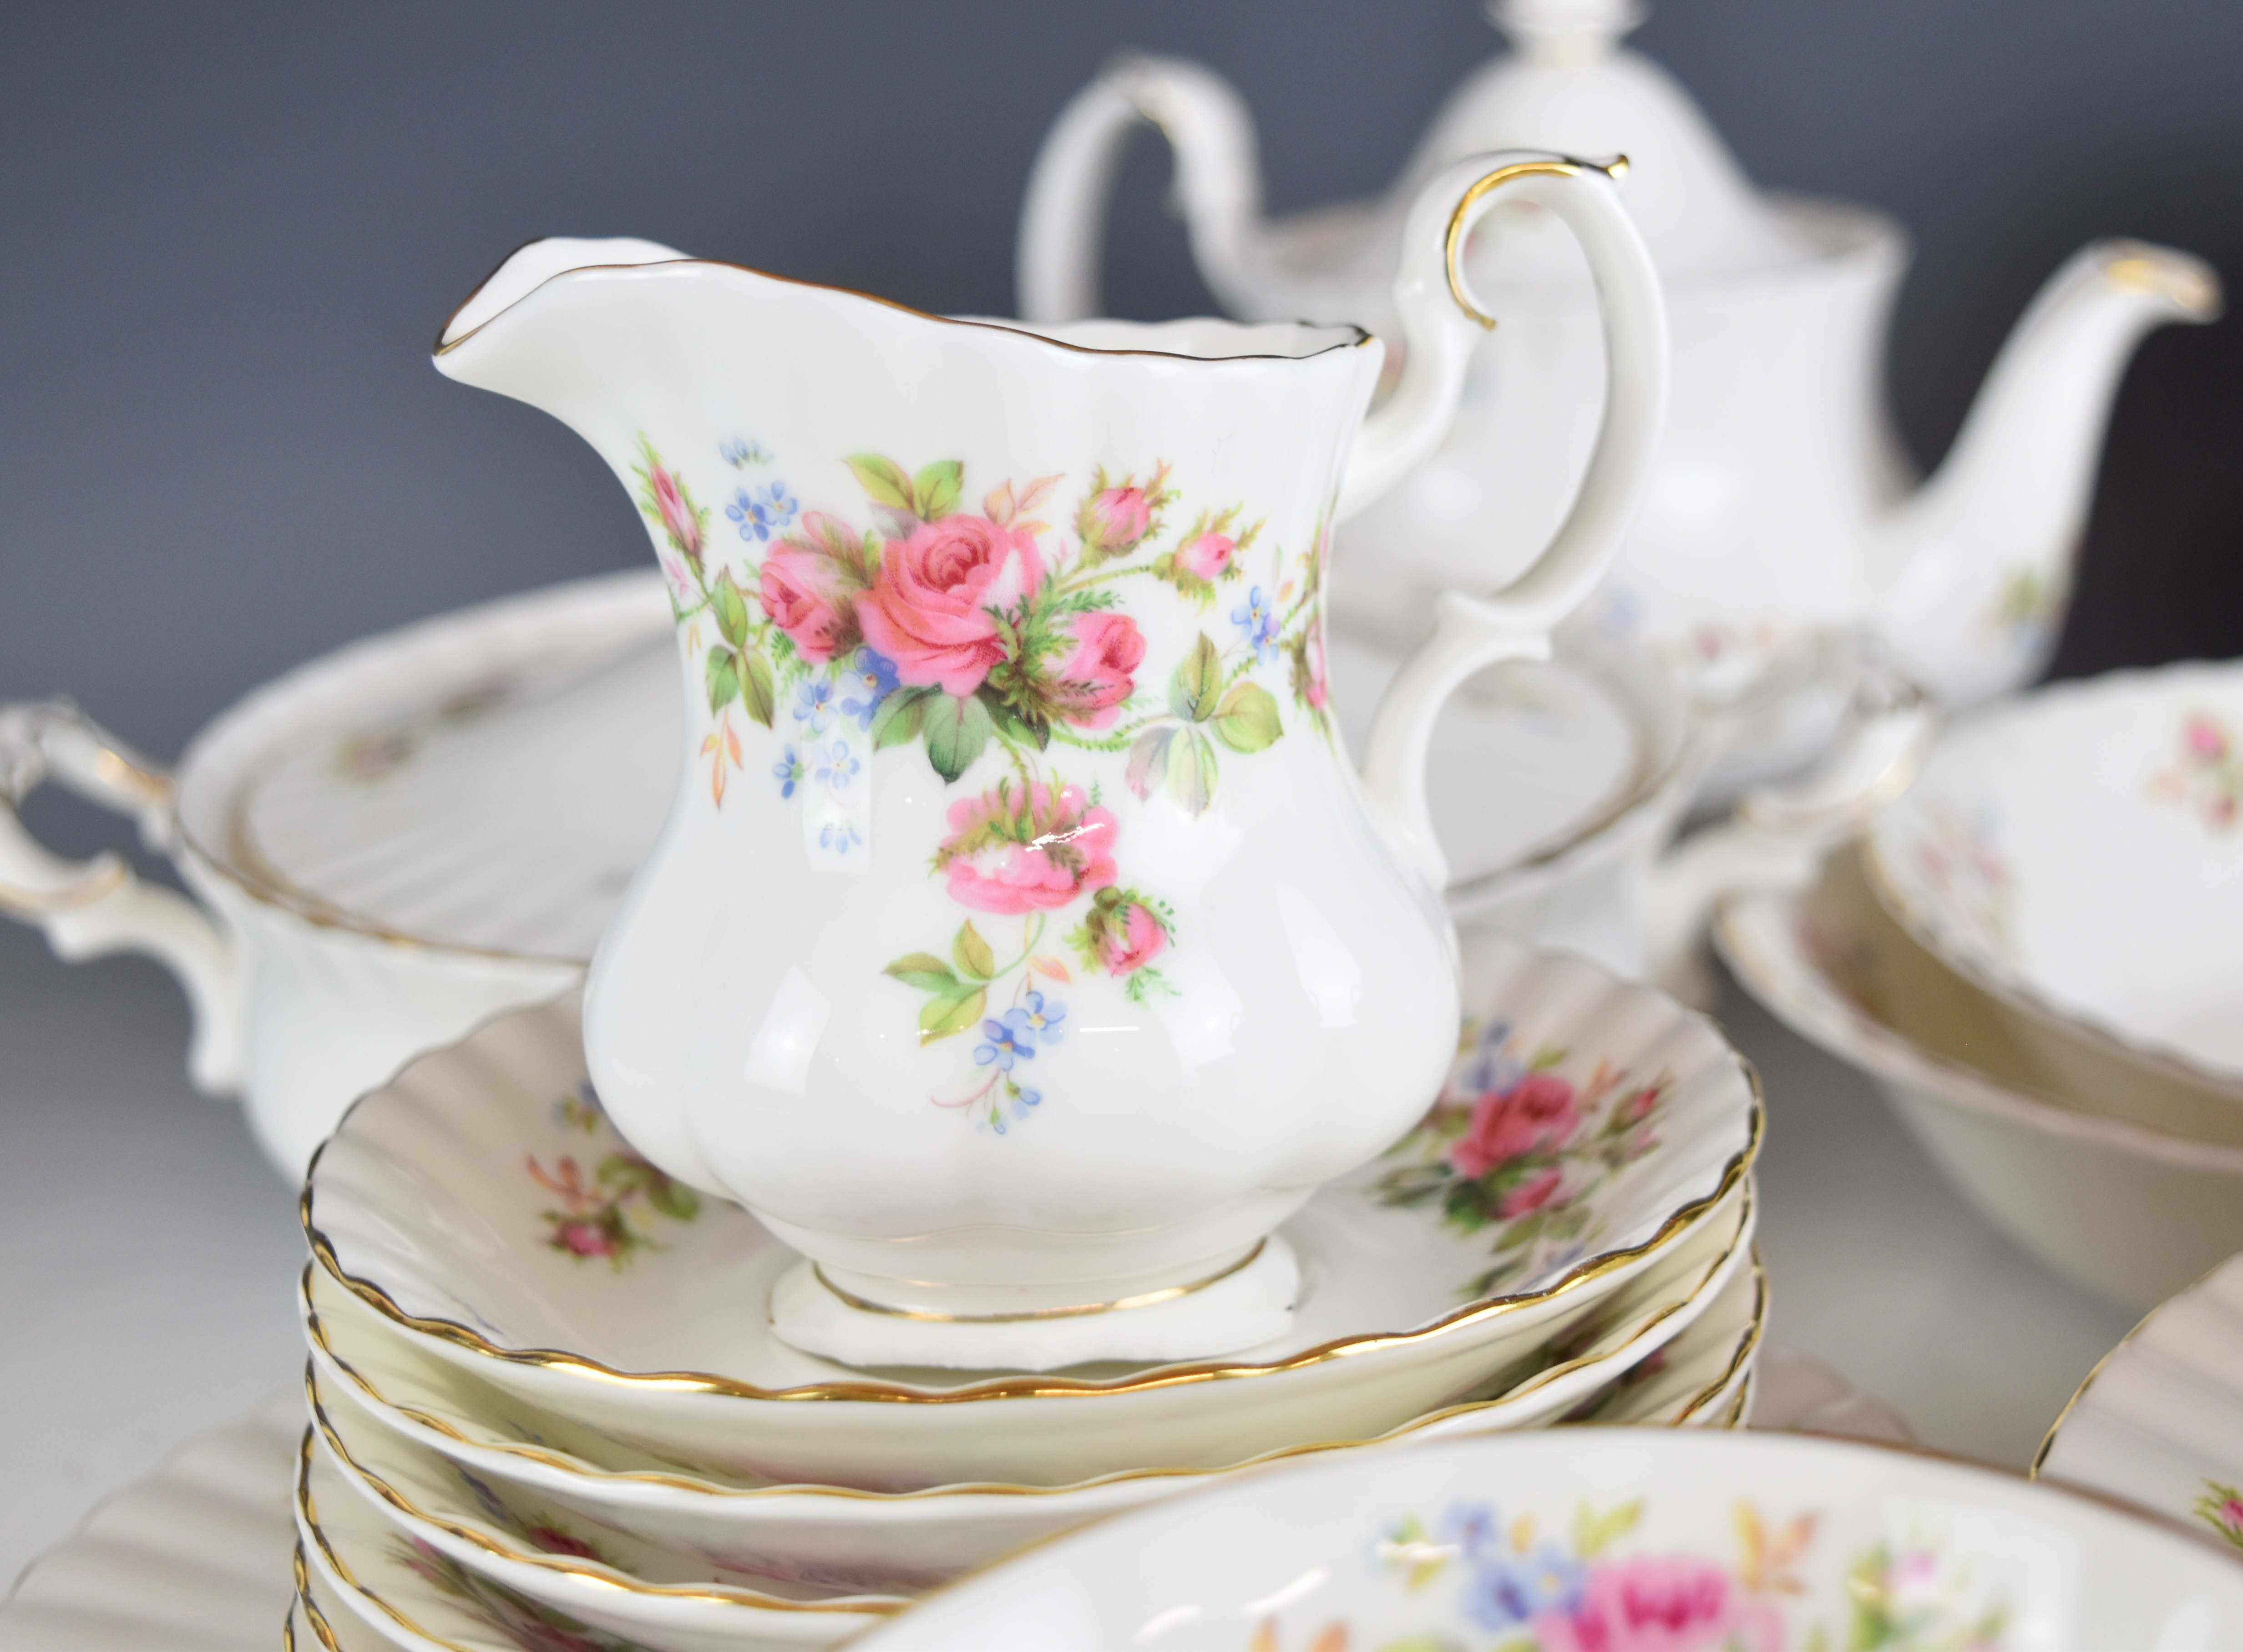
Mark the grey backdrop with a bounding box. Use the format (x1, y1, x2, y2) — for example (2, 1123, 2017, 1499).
(2, 0, 2240, 799)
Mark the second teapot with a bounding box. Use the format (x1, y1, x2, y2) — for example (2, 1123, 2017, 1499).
(1021, 0, 2217, 790)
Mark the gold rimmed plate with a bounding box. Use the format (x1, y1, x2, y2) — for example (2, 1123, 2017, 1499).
(301, 1185, 1752, 1595)
(304, 930, 1760, 1490)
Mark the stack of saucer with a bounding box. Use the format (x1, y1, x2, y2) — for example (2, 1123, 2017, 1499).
(288, 931, 1761, 1651)
(1720, 660, 2243, 1313)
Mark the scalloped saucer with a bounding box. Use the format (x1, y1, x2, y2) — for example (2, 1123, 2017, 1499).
(305, 930, 1761, 1491)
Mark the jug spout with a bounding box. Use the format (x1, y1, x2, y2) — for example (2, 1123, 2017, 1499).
(1871, 240, 2219, 704)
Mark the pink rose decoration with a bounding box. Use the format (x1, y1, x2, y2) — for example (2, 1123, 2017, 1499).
(552, 1219, 620, 1259)
(856, 515, 1044, 697)
(2187, 714, 2230, 762)
(1448, 1072, 1582, 1179)
(1086, 485, 1152, 554)
(1179, 530, 1235, 581)
(527, 1525, 602, 1561)
(758, 541, 861, 664)
(1539, 1556, 1780, 1652)
(1095, 898, 1167, 975)
(1303, 625, 1329, 710)
(1498, 1166, 1565, 1219)
(937, 781, 1117, 915)
(649, 464, 701, 564)
(1048, 611, 1145, 728)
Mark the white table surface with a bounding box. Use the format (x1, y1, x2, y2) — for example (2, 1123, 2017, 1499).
(0, 915, 2144, 1594)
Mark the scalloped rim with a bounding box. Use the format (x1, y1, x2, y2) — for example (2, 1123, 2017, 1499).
(302, 950, 1762, 1406)
(1865, 661, 2243, 1099)
(843, 1421, 2243, 1648)
(300, 1184, 1751, 1508)
(1718, 856, 2243, 1177)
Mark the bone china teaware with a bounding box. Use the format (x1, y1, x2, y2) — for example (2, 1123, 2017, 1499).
(1718, 845, 2243, 1310)
(2036, 1251, 2243, 1548)
(1868, 661, 2243, 1103)
(0, 573, 676, 1174)
(1020, 0, 2218, 793)
(303, 1239, 1756, 1601)
(303, 929, 1757, 1489)
(431, 150, 1667, 1369)
(845, 1428, 2243, 1652)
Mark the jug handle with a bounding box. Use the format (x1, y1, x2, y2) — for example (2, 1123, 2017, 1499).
(1356, 153, 1669, 890)
(1645, 642, 1935, 1005)
(1017, 53, 1263, 324)
(0, 698, 245, 1093)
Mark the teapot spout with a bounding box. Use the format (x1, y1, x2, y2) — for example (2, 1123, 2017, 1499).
(1871, 240, 2219, 703)
(1017, 54, 1269, 323)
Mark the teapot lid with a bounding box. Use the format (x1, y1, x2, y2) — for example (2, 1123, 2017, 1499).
(1390, 0, 1811, 281)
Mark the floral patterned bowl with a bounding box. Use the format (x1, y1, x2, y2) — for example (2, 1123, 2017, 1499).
(845, 1427, 2243, 1652)
(2037, 1250, 2243, 1557)
(1867, 662, 2243, 1102)
(304, 930, 1759, 1491)
(300, 1224, 1756, 1601)
(1717, 844, 2243, 1310)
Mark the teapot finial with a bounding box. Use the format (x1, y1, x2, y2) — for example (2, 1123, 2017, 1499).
(1486, 0, 1646, 66)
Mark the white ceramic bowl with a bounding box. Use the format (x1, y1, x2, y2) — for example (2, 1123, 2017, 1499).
(847, 1425, 2243, 1651)
(0, 571, 678, 1172)
(2037, 1251, 2243, 1556)
(1718, 844, 2243, 1310)
(1868, 662, 2243, 1104)
(304, 929, 1760, 1490)
(301, 1218, 1756, 1598)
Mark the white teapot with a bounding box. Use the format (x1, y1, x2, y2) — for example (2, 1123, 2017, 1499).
(434, 152, 1666, 1370)
(1020, 0, 2218, 789)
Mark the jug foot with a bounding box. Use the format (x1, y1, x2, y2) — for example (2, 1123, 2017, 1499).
(767, 1235, 1300, 1371)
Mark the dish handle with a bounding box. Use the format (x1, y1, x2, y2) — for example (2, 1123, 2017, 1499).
(1646, 642, 1934, 1004)
(0, 698, 245, 1091)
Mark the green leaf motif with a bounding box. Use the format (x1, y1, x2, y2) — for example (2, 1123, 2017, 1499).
(953, 920, 997, 981)
(644, 1179, 702, 1222)
(1125, 725, 1176, 800)
(922, 692, 994, 783)
(912, 460, 962, 522)
(1210, 681, 1283, 753)
(982, 690, 1051, 752)
(920, 985, 987, 1044)
(1169, 632, 1222, 722)
(704, 644, 740, 714)
(1573, 1499, 1643, 1560)
(1167, 727, 1217, 815)
(711, 569, 752, 650)
(884, 953, 958, 994)
(846, 454, 916, 515)
(740, 651, 777, 728)
(871, 685, 933, 749)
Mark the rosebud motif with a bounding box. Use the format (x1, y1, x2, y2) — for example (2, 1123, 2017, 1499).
(649, 463, 702, 567)
(1083, 485, 1152, 555)
(1072, 885, 1170, 978)
(1045, 611, 1145, 729)
(1178, 530, 1235, 582)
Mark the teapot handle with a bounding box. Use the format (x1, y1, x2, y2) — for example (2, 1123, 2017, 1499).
(1016, 53, 1264, 324)
(0, 699, 245, 1092)
(1357, 154, 1669, 889)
